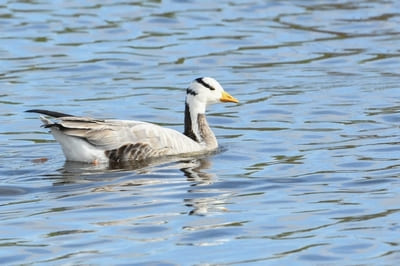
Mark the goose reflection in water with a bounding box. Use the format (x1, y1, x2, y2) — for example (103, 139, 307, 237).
(56, 156, 230, 216)
(181, 159, 230, 216)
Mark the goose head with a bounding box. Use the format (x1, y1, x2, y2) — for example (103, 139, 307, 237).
(186, 77, 239, 114)
(184, 77, 239, 146)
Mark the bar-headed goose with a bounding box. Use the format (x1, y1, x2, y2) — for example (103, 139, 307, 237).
(27, 77, 239, 164)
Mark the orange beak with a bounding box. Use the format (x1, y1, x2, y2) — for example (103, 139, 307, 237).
(220, 91, 239, 103)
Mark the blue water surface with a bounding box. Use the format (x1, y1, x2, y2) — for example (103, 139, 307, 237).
(1, 0, 400, 265)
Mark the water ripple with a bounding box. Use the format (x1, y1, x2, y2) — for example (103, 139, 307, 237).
(1, 0, 400, 265)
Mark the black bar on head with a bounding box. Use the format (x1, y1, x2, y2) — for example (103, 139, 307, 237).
(186, 88, 198, 96)
(195, 77, 215, 90)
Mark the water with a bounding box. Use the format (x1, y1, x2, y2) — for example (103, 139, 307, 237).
(1, 0, 400, 265)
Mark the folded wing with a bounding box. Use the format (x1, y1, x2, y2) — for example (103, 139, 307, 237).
(42, 116, 203, 162)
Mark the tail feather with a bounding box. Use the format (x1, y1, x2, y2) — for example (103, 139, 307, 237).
(39, 115, 54, 127)
(26, 109, 74, 118)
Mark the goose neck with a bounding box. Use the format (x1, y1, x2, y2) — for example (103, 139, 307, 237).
(184, 103, 217, 149)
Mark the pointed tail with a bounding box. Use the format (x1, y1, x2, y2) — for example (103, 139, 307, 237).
(25, 109, 74, 118)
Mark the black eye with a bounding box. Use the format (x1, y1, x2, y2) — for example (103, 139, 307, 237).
(196, 77, 215, 91)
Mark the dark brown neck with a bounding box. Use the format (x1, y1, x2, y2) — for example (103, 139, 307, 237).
(184, 103, 217, 149)
(184, 103, 199, 142)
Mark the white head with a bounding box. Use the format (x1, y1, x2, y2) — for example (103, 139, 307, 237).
(186, 77, 239, 114)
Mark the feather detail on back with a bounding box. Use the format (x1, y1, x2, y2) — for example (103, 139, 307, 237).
(105, 143, 168, 162)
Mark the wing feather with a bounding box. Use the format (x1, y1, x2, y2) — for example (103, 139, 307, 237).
(45, 116, 203, 155)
